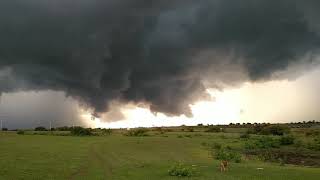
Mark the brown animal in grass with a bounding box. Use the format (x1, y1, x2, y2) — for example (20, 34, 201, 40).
(220, 160, 229, 172)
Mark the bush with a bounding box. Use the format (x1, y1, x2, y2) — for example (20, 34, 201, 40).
(307, 137, 320, 151)
(177, 135, 183, 138)
(55, 126, 73, 131)
(17, 130, 25, 135)
(35, 126, 47, 131)
(305, 130, 320, 137)
(256, 150, 278, 162)
(154, 127, 165, 134)
(247, 125, 290, 136)
(212, 142, 222, 150)
(260, 125, 289, 136)
(70, 127, 92, 136)
(101, 128, 112, 136)
(206, 126, 221, 133)
(280, 135, 295, 145)
(215, 148, 242, 163)
(247, 125, 264, 134)
(245, 136, 280, 150)
(187, 127, 194, 132)
(168, 162, 193, 177)
(125, 128, 148, 136)
(240, 133, 250, 139)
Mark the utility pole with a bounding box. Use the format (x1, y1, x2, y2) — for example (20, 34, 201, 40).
(49, 120, 52, 131)
(0, 119, 2, 131)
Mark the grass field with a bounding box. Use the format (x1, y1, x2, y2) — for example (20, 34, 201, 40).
(0, 130, 320, 180)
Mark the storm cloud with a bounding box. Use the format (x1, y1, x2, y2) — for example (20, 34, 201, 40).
(1, 0, 320, 118)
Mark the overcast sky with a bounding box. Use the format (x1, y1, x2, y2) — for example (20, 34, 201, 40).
(1, 0, 320, 129)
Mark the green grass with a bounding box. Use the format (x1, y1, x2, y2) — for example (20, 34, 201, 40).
(0, 131, 319, 180)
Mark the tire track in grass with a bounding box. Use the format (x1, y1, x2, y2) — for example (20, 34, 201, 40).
(69, 142, 114, 180)
(69, 143, 92, 180)
(90, 143, 114, 179)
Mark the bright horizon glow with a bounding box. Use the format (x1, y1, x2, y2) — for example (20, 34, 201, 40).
(85, 69, 320, 128)
(87, 88, 245, 129)
(2, 69, 318, 129)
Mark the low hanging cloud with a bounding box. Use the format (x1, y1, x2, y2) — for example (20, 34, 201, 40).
(1, 0, 320, 119)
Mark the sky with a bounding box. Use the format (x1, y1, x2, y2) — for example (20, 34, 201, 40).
(1, 0, 320, 129)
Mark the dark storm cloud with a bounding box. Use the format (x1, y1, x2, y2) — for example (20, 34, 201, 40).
(0, 0, 320, 117)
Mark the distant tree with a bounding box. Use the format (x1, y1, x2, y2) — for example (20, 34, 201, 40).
(70, 127, 92, 136)
(181, 125, 186, 131)
(1, 128, 8, 131)
(17, 130, 25, 135)
(125, 128, 148, 136)
(56, 126, 73, 131)
(35, 126, 47, 131)
(101, 128, 112, 135)
(187, 127, 194, 132)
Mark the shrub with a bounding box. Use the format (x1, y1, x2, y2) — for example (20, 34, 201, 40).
(215, 148, 242, 163)
(215, 149, 229, 160)
(125, 128, 148, 136)
(181, 125, 186, 132)
(256, 150, 277, 162)
(307, 137, 320, 151)
(154, 127, 165, 134)
(70, 127, 92, 136)
(17, 130, 25, 135)
(201, 142, 208, 146)
(205, 126, 221, 133)
(212, 142, 222, 150)
(305, 130, 320, 137)
(248, 125, 290, 136)
(101, 128, 112, 136)
(187, 127, 194, 132)
(229, 152, 242, 163)
(184, 134, 192, 138)
(280, 135, 295, 145)
(245, 136, 280, 150)
(220, 134, 227, 139)
(35, 126, 47, 131)
(177, 135, 183, 138)
(247, 125, 264, 134)
(168, 162, 193, 177)
(56, 126, 73, 131)
(260, 125, 289, 136)
(240, 133, 250, 139)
